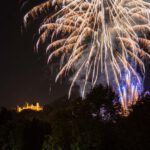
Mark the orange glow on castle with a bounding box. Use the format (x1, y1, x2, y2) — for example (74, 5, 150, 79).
(17, 102, 43, 112)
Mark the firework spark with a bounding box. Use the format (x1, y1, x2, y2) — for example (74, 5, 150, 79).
(23, 0, 150, 114)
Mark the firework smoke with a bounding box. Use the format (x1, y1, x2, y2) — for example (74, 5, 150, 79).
(23, 0, 150, 114)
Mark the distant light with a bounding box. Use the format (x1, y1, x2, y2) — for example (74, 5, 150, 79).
(16, 102, 43, 112)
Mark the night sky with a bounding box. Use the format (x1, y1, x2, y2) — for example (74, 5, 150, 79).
(0, 1, 150, 108)
(0, 0, 70, 108)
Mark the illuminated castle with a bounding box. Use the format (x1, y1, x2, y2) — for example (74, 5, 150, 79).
(17, 102, 43, 112)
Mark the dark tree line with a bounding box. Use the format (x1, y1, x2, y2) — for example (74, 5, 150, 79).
(0, 86, 150, 150)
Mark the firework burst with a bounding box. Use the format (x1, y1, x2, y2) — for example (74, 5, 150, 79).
(23, 0, 150, 114)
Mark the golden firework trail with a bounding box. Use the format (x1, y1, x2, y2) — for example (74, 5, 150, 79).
(23, 0, 150, 114)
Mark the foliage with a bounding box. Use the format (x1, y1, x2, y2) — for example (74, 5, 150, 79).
(0, 86, 150, 150)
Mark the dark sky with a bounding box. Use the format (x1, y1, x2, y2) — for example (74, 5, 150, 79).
(0, 1, 150, 108)
(0, 0, 70, 108)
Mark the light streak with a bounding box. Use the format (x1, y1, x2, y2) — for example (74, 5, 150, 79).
(23, 0, 150, 114)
